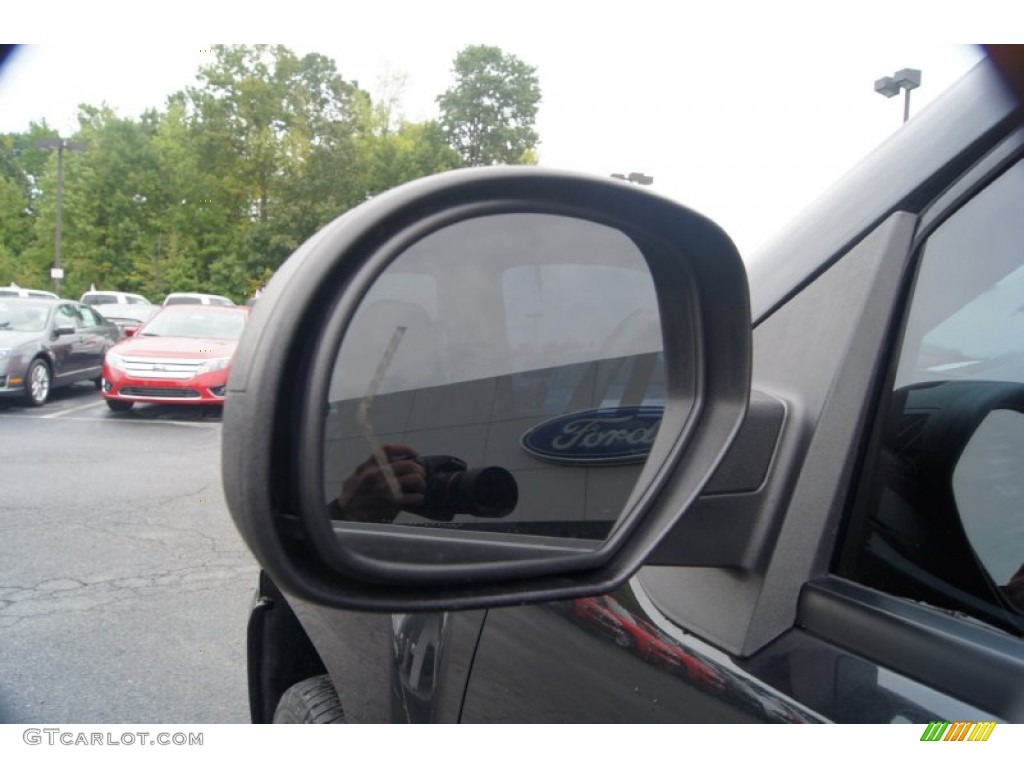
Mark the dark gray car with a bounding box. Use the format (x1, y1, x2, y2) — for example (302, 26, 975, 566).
(93, 302, 160, 338)
(224, 58, 1024, 725)
(0, 299, 119, 406)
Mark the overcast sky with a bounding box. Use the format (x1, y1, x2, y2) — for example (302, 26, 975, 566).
(0, 3, 993, 257)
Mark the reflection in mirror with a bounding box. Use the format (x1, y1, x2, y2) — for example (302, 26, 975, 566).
(324, 213, 682, 542)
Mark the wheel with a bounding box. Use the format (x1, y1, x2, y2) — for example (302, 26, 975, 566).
(272, 675, 345, 724)
(22, 359, 51, 407)
(106, 399, 134, 412)
(94, 375, 103, 390)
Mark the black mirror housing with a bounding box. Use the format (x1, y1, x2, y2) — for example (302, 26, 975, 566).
(223, 166, 752, 611)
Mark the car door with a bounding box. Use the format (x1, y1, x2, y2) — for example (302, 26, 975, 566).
(49, 302, 85, 381)
(459, 134, 1024, 723)
(74, 304, 115, 375)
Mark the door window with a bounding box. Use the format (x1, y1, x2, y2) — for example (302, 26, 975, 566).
(78, 306, 101, 328)
(55, 304, 81, 330)
(840, 161, 1024, 634)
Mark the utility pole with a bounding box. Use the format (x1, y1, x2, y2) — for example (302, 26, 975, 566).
(35, 137, 86, 295)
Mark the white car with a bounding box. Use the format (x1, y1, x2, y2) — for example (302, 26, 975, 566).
(162, 292, 236, 307)
(0, 285, 59, 300)
(80, 290, 152, 307)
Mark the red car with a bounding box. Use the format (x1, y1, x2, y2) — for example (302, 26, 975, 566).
(571, 595, 634, 649)
(572, 595, 727, 693)
(101, 304, 248, 411)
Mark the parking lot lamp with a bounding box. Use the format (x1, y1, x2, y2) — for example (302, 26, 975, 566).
(611, 171, 654, 185)
(874, 68, 922, 123)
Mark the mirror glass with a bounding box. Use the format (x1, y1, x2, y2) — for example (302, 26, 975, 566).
(323, 213, 680, 542)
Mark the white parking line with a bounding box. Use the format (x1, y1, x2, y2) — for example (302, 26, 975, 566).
(83, 416, 217, 428)
(3, 407, 220, 428)
(40, 400, 107, 418)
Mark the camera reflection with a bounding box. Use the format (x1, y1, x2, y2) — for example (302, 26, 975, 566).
(329, 444, 518, 523)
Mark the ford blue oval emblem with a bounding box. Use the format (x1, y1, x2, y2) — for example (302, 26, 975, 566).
(520, 406, 663, 465)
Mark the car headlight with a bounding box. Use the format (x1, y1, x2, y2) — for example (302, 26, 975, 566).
(0, 348, 11, 360)
(105, 351, 125, 370)
(198, 357, 232, 375)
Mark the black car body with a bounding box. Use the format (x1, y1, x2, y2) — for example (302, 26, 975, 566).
(225, 59, 1024, 724)
(0, 298, 119, 406)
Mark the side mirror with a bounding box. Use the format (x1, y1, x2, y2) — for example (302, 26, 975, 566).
(223, 167, 751, 611)
(54, 322, 75, 336)
(125, 326, 138, 338)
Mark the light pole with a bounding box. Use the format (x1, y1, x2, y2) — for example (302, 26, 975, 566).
(611, 171, 654, 185)
(874, 68, 922, 124)
(35, 137, 86, 295)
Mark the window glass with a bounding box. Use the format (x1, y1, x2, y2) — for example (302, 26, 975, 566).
(78, 306, 100, 327)
(0, 302, 48, 331)
(842, 161, 1024, 633)
(141, 309, 246, 340)
(895, 164, 1024, 388)
(953, 410, 1024, 586)
(55, 304, 81, 329)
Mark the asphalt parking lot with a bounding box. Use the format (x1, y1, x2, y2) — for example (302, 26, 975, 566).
(0, 384, 258, 723)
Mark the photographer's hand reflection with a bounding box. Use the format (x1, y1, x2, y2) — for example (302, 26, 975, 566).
(331, 443, 425, 523)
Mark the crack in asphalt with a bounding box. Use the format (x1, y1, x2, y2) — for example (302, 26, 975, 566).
(79, 503, 247, 557)
(0, 489, 253, 632)
(0, 559, 257, 629)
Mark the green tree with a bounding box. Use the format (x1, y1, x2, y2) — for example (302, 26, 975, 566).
(0, 171, 34, 284)
(0, 123, 63, 287)
(354, 120, 462, 198)
(179, 45, 372, 283)
(0, 45, 546, 302)
(436, 45, 541, 166)
(42, 105, 166, 298)
(0, 175, 30, 284)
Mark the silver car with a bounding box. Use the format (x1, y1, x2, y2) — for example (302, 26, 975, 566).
(0, 299, 119, 406)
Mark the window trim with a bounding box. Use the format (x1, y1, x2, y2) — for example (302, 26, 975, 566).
(834, 143, 1024, 635)
(799, 578, 1021, 722)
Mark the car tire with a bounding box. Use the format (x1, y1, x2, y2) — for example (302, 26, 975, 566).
(106, 399, 134, 412)
(22, 359, 51, 407)
(94, 376, 103, 390)
(272, 675, 346, 724)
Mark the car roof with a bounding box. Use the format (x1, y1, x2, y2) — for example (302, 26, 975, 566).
(746, 59, 1018, 324)
(163, 292, 235, 302)
(164, 292, 232, 297)
(0, 297, 60, 309)
(93, 303, 159, 318)
(158, 303, 247, 314)
(0, 288, 59, 298)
